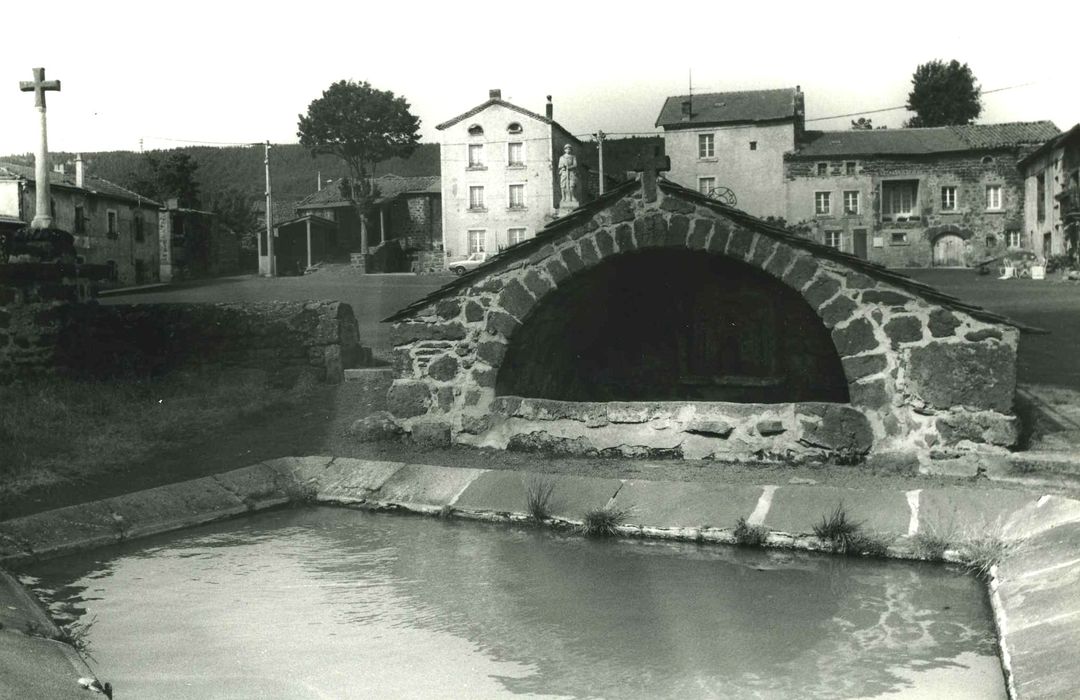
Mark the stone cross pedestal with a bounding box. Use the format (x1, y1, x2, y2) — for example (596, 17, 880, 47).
(19, 67, 61, 230)
(633, 148, 671, 203)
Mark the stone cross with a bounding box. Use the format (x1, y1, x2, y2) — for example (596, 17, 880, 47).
(19, 67, 61, 229)
(633, 147, 671, 203)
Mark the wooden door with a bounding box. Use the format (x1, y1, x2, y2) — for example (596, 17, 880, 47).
(933, 234, 966, 267)
(853, 229, 868, 260)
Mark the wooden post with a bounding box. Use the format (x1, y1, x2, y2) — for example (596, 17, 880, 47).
(264, 141, 274, 276)
(379, 207, 385, 246)
(306, 218, 312, 270)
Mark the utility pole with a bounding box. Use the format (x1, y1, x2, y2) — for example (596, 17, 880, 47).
(595, 130, 606, 195)
(264, 141, 275, 277)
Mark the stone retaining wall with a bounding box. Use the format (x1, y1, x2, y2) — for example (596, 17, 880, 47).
(60, 300, 364, 384)
(387, 181, 1022, 461)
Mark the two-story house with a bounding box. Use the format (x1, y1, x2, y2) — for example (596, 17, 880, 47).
(0, 158, 161, 285)
(436, 89, 585, 264)
(1020, 124, 1080, 261)
(784, 122, 1059, 268)
(656, 87, 805, 218)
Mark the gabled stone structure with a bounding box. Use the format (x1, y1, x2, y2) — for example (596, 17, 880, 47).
(385, 177, 1032, 463)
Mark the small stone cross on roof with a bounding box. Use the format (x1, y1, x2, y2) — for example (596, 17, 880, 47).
(633, 147, 671, 202)
(19, 67, 60, 108)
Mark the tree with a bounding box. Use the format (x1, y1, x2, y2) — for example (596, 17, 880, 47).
(297, 80, 421, 198)
(206, 186, 258, 237)
(851, 117, 874, 130)
(904, 60, 982, 128)
(121, 152, 201, 208)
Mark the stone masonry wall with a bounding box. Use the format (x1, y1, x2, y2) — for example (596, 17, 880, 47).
(60, 301, 362, 385)
(388, 183, 1021, 461)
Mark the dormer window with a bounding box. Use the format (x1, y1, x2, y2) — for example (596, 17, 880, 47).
(468, 124, 484, 137)
(507, 122, 523, 134)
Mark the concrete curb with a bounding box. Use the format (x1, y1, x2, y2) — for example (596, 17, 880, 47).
(1, 456, 1078, 699)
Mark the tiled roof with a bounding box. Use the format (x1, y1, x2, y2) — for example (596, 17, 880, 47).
(793, 121, 1060, 158)
(297, 175, 441, 209)
(386, 176, 1042, 334)
(1019, 123, 1080, 167)
(655, 88, 800, 129)
(0, 161, 162, 207)
(435, 97, 582, 145)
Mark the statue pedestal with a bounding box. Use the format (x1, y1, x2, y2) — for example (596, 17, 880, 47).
(555, 198, 579, 218)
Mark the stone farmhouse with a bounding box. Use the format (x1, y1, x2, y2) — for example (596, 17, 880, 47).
(436, 89, 587, 264)
(784, 122, 1060, 268)
(0, 159, 160, 286)
(1020, 123, 1080, 260)
(656, 87, 805, 219)
(385, 168, 1029, 465)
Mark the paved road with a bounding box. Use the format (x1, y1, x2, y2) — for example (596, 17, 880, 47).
(103, 268, 456, 356)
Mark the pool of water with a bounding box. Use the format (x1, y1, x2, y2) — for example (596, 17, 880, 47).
(23, 507, 1006, 699)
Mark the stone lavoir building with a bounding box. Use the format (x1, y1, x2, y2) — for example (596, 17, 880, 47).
(384, 170, 1033, 466)
(784, 122, 1060, 267)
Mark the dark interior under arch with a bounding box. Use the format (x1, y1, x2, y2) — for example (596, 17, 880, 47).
(496, 249, 850, 403)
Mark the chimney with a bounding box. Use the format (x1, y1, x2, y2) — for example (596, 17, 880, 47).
(681, 99, 693, 117)
(54, 163, 65, 175)
(317, 170, 322, 191)
(489, 88, 502, 100)
(75, 154, 85, 187)
(546, 95, 553, 120)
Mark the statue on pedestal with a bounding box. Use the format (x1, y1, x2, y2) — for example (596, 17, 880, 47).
(558, 144, 579, 210)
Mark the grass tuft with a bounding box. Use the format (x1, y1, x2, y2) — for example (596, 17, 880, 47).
(912, 530, 952, 561)
(54, 616, 97, 658)
(955, 536, 1014, 580)
(847, 532, 891, 558)
(733, 517, 769, 547)
(523, 475, 557, 523)
(579, 506, 631, 537)
(812, 503, 864, 554)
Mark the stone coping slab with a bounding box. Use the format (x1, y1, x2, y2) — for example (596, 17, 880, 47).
(0, 456, 1078, 699)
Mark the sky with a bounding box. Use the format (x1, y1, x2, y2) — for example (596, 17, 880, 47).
(2, 0, 1078, 157)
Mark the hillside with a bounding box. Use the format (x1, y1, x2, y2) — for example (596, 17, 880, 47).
(0, 135, 661, 207)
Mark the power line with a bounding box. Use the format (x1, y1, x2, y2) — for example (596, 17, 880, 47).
(805, 82, 1035, 123)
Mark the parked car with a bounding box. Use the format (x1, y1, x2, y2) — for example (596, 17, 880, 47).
(448, 252, 487, 276)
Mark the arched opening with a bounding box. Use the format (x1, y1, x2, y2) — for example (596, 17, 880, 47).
(932, 233, 967, 267)
(496, 249, 850, 403)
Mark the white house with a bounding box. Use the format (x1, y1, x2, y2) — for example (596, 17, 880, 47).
(436, 89, 584, 264)
(656, 87, 805, 218)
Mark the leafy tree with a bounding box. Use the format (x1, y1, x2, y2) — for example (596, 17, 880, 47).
(904, 60, 982, 128)
(121, 152, 201, 207)
(206, 187, 258, 237)
(851, 117, 874, 130)
(297, 80, 421, 199)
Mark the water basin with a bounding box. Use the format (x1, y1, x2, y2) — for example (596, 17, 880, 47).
(23, 507, 1007, 699)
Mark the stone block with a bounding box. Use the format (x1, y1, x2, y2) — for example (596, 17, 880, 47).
(707, 219, 732, 253)
(849, 378, 889, 409)
(764, 486, 910, 536)
(411, 421, 452, 448)
(964, 328, 1003, 342)
(527, 244, 555, 265)
(832, 318, 878, 357)
(476, 340, 507, 366)
(560, 247, 584, 273)
(498, 279, 536, 321)
(883, 315, 923, 345)
(391, 322, 466, 346)
(595, 229, 615, 257)
(485, 311, 519, 339)
(348, 411, 405, 442)
(684, 420, 734, 438)
(666, 214, 690, 246)
(927, 309, 961, 337)
(660, 196, 694, 214)
(436, 385, 455, 411)
(803, 275, 841, 309)
(907, 341, 1016, 412)
(610, 198, 634, 223)
(105, 477, 246, 540)
(763, 244, 794, 278)
(614, 223, 635, 252)
(473, 367, 497, 387)
(725, 229, 754, 260)
(371, 464, 485, 507)
(798, 404, 874, 452)
(545, 258, 570, 283)
(579, 238, 600, 266)
(435, 299, 461, 319)
(750, 236, 777, 267)
(315, 459, 406, 501)
(841, 353, 887, 381)
(935, 411, 1018, 447)
(688, 218, 712, 249)
(464, 300, 485, 323)
(460, 412, 491, 434)
(611, 481, 764, 530)
(387, 380, 430, 418)
(782, 256, 818, 290)
(756, 420, 786, 436)
(845, 273, 876, 289)
(861, 290, 913, 306)
(820, 295, 858, 328)
(391, 347, 414, 375)
(634, 212, 668, 248)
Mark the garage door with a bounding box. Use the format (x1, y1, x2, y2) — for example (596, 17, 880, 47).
(932, 234, 966, 267)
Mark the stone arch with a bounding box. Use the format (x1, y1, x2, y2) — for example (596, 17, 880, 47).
(925, 223, 973, 242)
(494, 247, 850, 404)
